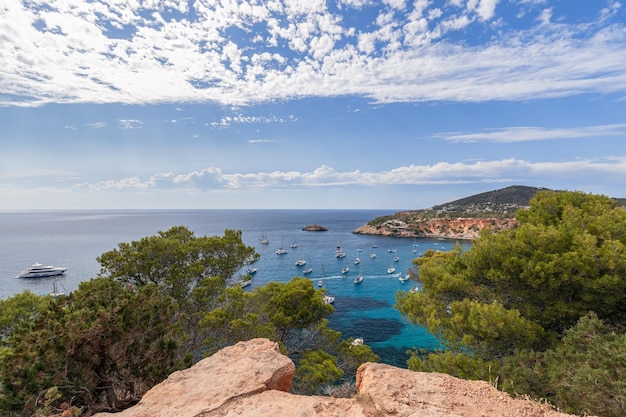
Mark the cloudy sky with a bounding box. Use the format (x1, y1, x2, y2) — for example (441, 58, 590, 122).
(1, 0, 625, 210)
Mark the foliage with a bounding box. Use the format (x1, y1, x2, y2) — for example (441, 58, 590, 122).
(292, 349, 344, 395)
(0, 279, 188, 415)
(0, 227, 379, 415)
(396, 190, 626, 416)
(199, 277, 378, 394)
(406, 349, 501, 383)
(0, 290, 50, 341)
(97, 226, 256, 301)
(501, 313, 626, 417)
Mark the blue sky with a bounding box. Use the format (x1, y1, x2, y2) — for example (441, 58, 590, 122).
(1, 0, 625, 210)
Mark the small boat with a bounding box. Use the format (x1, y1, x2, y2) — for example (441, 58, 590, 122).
(247, 267, 257, 275)
(409, 286, 419, 294)
(317, 280, 323, 286)
(323, 295, 335, 304)
(372, 244, 378, 248)
(303, 267, 313, 274)
(351, 337, 364, 346)
(295, 258, 306, 266)
(275, 236, 288, 255)
(354, 257, 360, 264)
(341, 266, 349, 274)
(48, 278, 66, 298)
(354, 275, 363, 284)
(399, 275, 409, 283)
(388, 249, 397, 253)
(241, 279, 252, 288)
(387, 265, 396, 274)
(369, 253, 376, 259)
(16, 262, 67, 279)
(335, 244, 346, 258)
(393, 256, 400, 262)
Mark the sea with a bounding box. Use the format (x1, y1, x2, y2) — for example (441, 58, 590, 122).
(0, 209, 471, 368)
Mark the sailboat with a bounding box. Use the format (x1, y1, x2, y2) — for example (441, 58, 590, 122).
(387, 259, 396, 274)
(294, 251, 306, 266)
(259, 232, 269, 244)
(275, 236, 288, 255)
(48, 277, 65, 298)
(354, 261, 363, 284)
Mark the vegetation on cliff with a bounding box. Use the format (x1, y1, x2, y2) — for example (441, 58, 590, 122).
(0, 227, 377, 416)
(396, 190, 626, 417)
(360, 185, 546, 238)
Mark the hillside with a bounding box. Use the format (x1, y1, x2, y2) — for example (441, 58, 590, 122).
(355, 186, 625, 240)
(431, 185, 548, 216)
(353, 185, 543, 240)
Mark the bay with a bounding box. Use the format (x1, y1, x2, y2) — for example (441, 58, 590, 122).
(0, 209, 470, 367)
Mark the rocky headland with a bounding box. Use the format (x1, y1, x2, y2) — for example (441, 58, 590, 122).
(93, 338, 575, 417)
(353, 217, 517, 240)
(353, 186, 546, 240)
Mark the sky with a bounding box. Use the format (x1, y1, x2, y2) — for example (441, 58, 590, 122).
(1, 0, 626, 210)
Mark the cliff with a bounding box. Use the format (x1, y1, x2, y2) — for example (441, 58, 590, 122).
(93, 338, 574, 417)
(353, 217, 517, 240)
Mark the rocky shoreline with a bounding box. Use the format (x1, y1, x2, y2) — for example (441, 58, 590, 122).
(353, 217, 517, 240)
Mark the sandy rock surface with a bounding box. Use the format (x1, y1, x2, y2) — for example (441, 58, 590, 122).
(94, 338, 576, 417)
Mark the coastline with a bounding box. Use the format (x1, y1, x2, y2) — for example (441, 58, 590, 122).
(352, 217, 517, 240)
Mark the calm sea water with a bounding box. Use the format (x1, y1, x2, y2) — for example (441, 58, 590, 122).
(0, 210, 471, 367)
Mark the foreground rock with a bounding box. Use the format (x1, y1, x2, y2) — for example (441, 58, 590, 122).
(94, 338, 575, 417)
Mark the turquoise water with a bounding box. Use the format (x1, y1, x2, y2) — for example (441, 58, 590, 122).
(0, 210, 471, 367)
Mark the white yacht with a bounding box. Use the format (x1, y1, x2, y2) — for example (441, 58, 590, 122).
(16, 262, 67, 279)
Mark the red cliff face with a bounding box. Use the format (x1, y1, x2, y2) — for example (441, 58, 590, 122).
(353, 217, 517, 240)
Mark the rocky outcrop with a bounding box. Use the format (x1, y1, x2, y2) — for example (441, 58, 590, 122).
(94, 338, 576, 417)
(354, 217, 517, 240)
(302, 224, 328, 231)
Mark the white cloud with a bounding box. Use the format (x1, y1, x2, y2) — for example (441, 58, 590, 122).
(210, 114, 295, 128)
(69, 158, 626, 192)
(475, 0, 500, 21)
(118, 119, 143, 129)
(599, 1, 622, 22)
(439, 124, 626, 143)
(1, 1, 626, 106)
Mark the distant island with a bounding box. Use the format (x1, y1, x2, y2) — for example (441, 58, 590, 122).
(302, 224, 328, 231)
